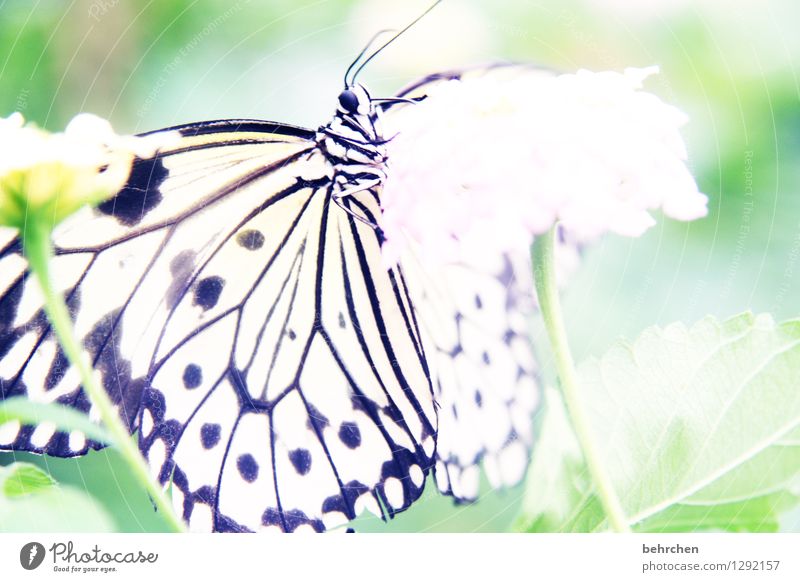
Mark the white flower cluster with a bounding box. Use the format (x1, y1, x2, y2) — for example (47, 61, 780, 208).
(0, 112, 177, 230)
(380, 66, 708, 266)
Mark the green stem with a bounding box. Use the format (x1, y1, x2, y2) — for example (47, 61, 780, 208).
(532, 226, 631, 533)
(23, 221, 186, 533)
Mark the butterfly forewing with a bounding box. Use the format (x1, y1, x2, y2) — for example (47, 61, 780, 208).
(0, 122, 315, 455)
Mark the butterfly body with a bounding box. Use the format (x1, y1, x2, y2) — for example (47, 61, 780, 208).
(317, 84, 389, 219)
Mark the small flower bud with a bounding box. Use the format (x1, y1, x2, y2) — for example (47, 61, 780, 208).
(0, 112, 177, 233)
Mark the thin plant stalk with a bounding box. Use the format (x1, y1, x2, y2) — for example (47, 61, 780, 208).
(22, 220, 186, 533)
(532, 225, 631, 533)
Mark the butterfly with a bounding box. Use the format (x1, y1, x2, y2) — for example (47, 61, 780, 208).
(0, 19, 546, 532)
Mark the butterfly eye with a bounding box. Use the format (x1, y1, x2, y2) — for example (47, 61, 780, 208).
(338, 89, 360, 113)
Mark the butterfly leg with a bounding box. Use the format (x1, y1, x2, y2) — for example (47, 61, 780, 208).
(335, 178, 381, 199)
(332, 177, 383, 228)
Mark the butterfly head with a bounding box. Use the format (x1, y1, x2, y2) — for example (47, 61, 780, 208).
(337, 84, 374, 117)
(320, 83, 385, 166)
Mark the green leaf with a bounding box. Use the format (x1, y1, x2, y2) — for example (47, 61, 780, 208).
(0, 397, 111, 444)
(0, 462, 115, 531)
(0, 462, 56, 497)
(519, 313, 800, 532)
(635, 491, 799, 533)
(0, 484, 116, 532)
(516, 387, 603, 532)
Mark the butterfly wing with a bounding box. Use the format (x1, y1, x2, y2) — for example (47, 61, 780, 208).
(0, 63, 575, 531)
(0, 120, 318, 451)
(2, 120, 316, 454)
(143, 175, 436, 533)
(0, 119, 437, 531)
(380, 64, 562, 501)
(397, 249, 540, 501)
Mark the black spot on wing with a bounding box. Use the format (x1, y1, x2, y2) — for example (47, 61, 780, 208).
(237, 453, 259, 482)
(201, 423, 221, 449)
(288, 448, 311, 475)
(193, 276, 224, 310)
(236, 229, 265, 250)
(182, 364, 202, 389)
(97, 156, 167, 226)
(338, 421, 361, 449)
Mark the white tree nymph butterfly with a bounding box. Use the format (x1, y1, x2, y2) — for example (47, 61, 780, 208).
(0, 5, 544, 532)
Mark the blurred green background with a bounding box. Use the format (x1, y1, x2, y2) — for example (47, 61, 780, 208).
(1, 0, 798, 532)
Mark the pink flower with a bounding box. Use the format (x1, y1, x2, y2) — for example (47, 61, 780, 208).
(380, 66, 707, 267)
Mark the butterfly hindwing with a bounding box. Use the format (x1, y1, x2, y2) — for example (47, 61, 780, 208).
(379, 64, 560, 499)
(397, 249, 540, 501)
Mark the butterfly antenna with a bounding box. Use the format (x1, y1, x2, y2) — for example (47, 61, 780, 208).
(351, 0, 443, 84)
(344, 29, 397, 87)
